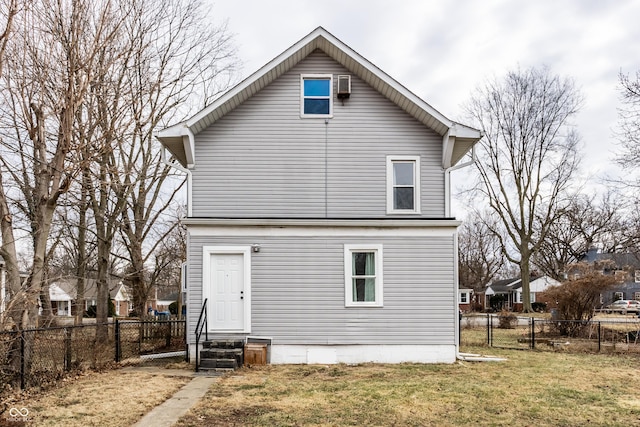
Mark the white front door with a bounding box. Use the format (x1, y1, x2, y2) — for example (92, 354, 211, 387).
(206, 252, 246, 331)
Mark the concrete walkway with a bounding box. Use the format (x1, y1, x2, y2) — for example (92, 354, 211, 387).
(124, 366, 219, 427)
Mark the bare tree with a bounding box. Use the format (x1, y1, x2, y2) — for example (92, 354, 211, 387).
(0, 0, 22, 328)
(72, 0, 236, 336)
(616, 70, 640, 169)
(458, 211, 505, 295)
(115, 0, 236, 317)
(533, 192, 626, 280)
(466, 66, 582, 312)
(0, 0, 124, 329)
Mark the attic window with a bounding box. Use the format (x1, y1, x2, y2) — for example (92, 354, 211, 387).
(301, 74, 333, 117)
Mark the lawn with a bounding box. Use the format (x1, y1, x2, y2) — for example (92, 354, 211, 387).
(1, 368, 190, 426)
(3, 348, 640, 426)
(174, 346, 640, 427)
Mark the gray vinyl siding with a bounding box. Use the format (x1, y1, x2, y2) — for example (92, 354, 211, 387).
(191, 50, 444, 218)
(187, 233, 456, 346)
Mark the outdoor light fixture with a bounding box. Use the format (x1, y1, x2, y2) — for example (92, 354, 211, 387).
(251, 244, 261, 253)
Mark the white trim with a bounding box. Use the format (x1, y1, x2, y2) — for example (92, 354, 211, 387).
(202, 246, 252, 333)
(386, 155, 421, 215)
(300, 74, 333, 118)
(344, 244, 383, 307)
(181, 262, 187, 292)
(184, 218, 460, 229)
(270, 344, 456, 364)
(459, 290, 471, 304)
(155, 27, 481, 168)
(188, 225, 458, 239)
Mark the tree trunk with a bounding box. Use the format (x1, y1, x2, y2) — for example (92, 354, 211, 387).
(74, 166, 90, 325)
(520, 253, 533, 313)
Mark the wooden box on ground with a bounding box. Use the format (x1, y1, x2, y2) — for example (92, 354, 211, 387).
(244, 343, 267, 365)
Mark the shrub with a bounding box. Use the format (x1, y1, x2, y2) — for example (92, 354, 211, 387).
(84, 300, 116, 318)
(539, 264, 616, 336)
(169, 301, 178, 315)
(531, 302, 547, 312)
(497, 311, 517, 329)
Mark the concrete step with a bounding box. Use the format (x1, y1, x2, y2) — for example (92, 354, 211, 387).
(200, 348, 243, 366)
(203, 339, 244, 349)
(199, 358, 238, 370)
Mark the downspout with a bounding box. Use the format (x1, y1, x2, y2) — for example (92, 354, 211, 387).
(444, 142, 476, 359)
(444, 145, 476, 218)
(161, 145, 193, 218)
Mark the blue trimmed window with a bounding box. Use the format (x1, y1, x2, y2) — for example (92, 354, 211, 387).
(301, 74, 332, 117)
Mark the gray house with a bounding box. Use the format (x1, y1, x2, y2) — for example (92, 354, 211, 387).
(156, 27, 481, 364)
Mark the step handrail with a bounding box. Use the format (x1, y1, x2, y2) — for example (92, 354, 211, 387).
(195, 298, 208, 372)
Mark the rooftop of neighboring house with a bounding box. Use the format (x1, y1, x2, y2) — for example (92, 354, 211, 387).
(51, 278, 128, 301)
(580, 247, 640, 269)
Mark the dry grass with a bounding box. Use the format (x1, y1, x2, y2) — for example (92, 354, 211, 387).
(174, 347, 640, 427)
(3, 368, 190, 426)
(3, 348, 640, 426)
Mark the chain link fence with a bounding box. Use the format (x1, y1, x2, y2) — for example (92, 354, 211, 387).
(0, 319, 186, 394)
(461, 314, 640, 354)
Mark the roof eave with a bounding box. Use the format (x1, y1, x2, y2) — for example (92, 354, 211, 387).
(155, 27, 483, 169)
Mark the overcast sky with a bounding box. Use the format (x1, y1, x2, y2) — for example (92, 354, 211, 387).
(209, 0, 640, 190)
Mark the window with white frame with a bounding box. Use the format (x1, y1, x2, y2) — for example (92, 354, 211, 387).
(635, 270, 640, 283)
(634, 292, 640, 301)
(516, 292, 535, 303)
(301, 74, 332, 117)
(344, 244, 383, 307)
(614, 292, 624, 301)
(386, 156, 420, 214)
(459, 291, 469, 304)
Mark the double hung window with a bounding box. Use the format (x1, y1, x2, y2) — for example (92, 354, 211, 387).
(387, 156, 420, 214)
(301, 74, 332, 117)
(344, 244, 383, 307)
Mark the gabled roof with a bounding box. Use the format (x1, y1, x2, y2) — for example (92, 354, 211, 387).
(582, 249, 640, 269)
(50, 278, 127, 300)
(485, 275, 560, 295)
(156, 26, 481, 169)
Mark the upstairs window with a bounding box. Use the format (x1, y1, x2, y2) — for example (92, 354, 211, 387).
(387, 156, 421, 214)
(301, 74, 332, 117)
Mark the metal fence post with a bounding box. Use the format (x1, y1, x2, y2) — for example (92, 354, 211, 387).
(184, 318, 189, 363)
(598, 321, 601, 352)
(487, 314, 492, 346)
(115, 319, 120, 363)
(64, 327, 72, 371)
(530, 317, 535, 350)
(20, 330, 25, 390)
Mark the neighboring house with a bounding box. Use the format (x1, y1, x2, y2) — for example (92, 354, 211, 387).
(459, 286, 473, 312)
(483, 276, 560, 311)
(156, 27, 481, 364)
(49, 282, 73, 316)
(47, 279, 132, 317)
(578, 248, 640, 305)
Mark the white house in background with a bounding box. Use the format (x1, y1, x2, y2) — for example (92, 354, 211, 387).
(47, 279, 132, 317)
(484, 275, 561, 311)
(156, 27, 481, 364)
(49, 282, 73, 316)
